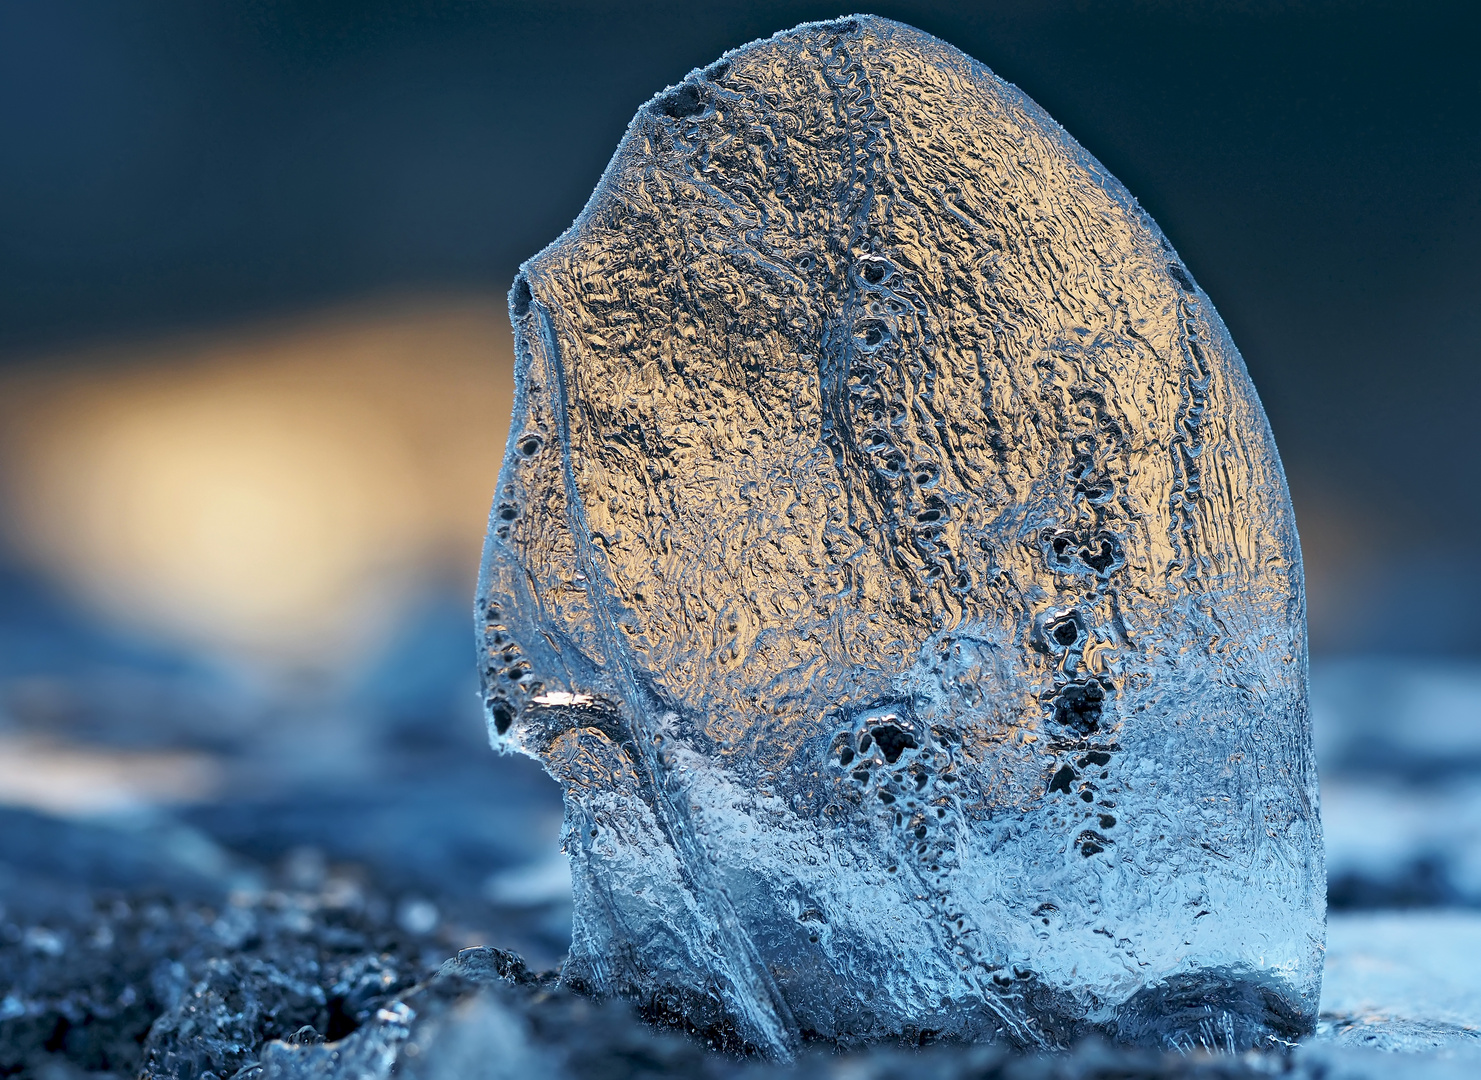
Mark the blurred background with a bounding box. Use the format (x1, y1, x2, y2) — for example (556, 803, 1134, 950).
(1, 0, 1479, 960)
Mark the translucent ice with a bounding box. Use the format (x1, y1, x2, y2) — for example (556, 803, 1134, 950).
(477, 15, 1322, 1058)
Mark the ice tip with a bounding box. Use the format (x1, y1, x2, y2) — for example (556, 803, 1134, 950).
(641, 14, 920, 124)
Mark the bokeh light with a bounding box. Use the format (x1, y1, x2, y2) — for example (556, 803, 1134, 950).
(0, 296, 512, 673)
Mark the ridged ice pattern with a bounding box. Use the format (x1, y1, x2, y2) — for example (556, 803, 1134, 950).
(477, 15, 1323, 1059)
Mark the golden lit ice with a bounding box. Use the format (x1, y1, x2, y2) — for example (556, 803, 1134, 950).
(478, 15, 1323, 1059)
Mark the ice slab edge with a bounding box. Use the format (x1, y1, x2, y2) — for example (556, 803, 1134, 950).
(477, 14, 1322, 1059)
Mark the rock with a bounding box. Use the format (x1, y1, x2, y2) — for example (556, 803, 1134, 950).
(141, 955, 329, 1080)
(0, 807, 440, 1080)
(477, 13, 1321, 1059)
(240, 946, 713, 1080)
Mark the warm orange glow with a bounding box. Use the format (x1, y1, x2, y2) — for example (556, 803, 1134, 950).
(0, 295, 514, 671)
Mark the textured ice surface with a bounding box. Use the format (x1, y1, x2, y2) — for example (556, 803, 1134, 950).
(478, 14, 1321, 1057)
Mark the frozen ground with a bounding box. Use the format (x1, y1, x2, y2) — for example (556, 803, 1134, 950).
(1321, 912, 1481, 1049)
(1317, 659, 1481, 909)
(2, 572, 1479, 1075)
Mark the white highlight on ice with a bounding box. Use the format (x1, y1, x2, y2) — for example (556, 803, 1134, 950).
(532, 691, 594, 706)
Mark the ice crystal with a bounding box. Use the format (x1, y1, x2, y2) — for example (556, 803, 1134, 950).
(478, 15, 1322, 1058)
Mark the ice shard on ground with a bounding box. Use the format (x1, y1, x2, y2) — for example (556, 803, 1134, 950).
(477, 15, 1323, 1058)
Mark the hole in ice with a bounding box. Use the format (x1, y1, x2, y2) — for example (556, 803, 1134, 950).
(511, 275, 532, 317)
(1167, 263, 1196, 292)
(655, 82, 705, 119)
(1052, 680, 1105, 733)
(1047, 530, 1123, 576)
(1051, 617, 1080, 648)
(1100, 814, 1117, 829)
(856, 320, 888, 348)
(859, 259, 886, 284)
(1077, 830, 1111, 856)
(498, 503, 518, 522)
(1048, 765, 1076, 794)
(518, 434, 544, 457)
(870, 724, 917, 764)
(490, 700, 515, 735)
(1082, 536, 1119, 572)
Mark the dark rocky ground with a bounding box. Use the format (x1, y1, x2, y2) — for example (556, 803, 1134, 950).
(6, 765, 1475, 1080)
(0, 827, 1380, 1080)
(0, 804, 1312, 1080)
(3, 581, 1479, 1078)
